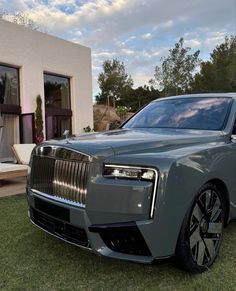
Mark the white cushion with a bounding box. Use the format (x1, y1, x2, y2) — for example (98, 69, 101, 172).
(13, 143, 36, 165)
(0, 163, 29, 179)
(0, 163, 28, 172)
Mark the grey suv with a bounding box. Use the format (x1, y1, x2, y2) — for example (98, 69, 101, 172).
(27, 93, 236, 273)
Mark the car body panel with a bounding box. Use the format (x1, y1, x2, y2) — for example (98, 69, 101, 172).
(27, 93, 236, 263)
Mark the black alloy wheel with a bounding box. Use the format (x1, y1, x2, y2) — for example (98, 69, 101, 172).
(176, 183, 226, 273)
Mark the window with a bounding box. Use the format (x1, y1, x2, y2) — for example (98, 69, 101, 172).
(44, 74, 70, 109)
(20, 113, 35, 143)
(44, 73, 72, 139)
(0, 65, 19, 106)
(0, 65, 21, 162)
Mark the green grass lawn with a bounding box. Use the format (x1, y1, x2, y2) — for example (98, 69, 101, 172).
(1, 195, 236, 291)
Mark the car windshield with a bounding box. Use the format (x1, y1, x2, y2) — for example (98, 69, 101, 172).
(123, 97, 232, 130)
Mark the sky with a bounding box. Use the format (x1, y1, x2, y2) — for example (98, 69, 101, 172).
(0, 0, 236, 97)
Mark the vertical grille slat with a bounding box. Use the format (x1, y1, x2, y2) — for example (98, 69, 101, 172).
(72, 162, 77, 202)
(62, 160, 67, 199)
(77, 163, 82, 203)
(82, 163, 88, 204)
(75, 162, 80, 203)
(78, 163, 83, 203)
(30, 146, 90, 207)
(54, 160, 59, 196)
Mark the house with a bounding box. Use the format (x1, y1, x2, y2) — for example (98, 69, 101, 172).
(0, 19, 93, 162)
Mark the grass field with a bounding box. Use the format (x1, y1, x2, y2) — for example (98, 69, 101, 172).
(0, 194, 236, 291)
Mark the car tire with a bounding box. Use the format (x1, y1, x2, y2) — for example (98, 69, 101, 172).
(176, 183, 226, 273)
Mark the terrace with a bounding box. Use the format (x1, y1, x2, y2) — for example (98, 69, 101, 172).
(0, 176, 27, 198)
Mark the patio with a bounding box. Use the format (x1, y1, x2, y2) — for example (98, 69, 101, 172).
(0, 177, 27, 198)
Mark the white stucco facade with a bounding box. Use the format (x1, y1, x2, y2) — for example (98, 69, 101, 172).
(0, 18, 93, 137)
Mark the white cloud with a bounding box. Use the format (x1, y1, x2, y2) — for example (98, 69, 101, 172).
(1, 0, 235, 96)
(2, 0, 235, 33)
(3, 0, 234, 47)
(184, 39, 202, 48)
(124, 36, 136, 43)
(121, 48, 135, 55)
(74, 29, 83, 37)
(203, 31, 226, 51)
(132, 73, 152, 88)
(0, 0, 27, 11)
(153, 20, 174, 30)
(141, 33, 152, 40)
(93, 51, 116, 58)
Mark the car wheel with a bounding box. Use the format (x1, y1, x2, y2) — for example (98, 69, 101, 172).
(176, 183, 226, 273)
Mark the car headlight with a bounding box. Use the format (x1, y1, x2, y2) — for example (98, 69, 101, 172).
(103, 164, 155, 181)
(103, 164, 158, 218)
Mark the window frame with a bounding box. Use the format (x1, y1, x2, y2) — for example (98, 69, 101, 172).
(0, 63, 21, 114)
(44, 72, 72, 139)
(43, 72, 71, 111)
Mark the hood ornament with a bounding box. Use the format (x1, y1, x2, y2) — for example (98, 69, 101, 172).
(63, 129, 70, 143)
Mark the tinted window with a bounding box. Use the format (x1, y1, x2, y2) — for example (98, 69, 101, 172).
(44, 74, 70, 109)
(0, 65, 19, 105)
(123, 97, 232, 130)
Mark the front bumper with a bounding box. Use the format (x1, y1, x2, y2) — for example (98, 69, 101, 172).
(27, 190, 156, 263)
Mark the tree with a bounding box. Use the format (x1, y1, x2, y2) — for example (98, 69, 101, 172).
(119, 85, 160, 112)
(0, 9, 43, 31)
(191, 36, 236, 93)
(150, 38, 200, 96)
(96, 59, 133, 107)
(35, 95, 44, 144)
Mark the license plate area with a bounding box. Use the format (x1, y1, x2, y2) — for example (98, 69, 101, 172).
(34, 197, 70, 222)
(30, 206, 89, 247)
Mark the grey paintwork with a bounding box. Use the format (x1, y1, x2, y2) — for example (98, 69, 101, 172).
(27, 93, 236, 262)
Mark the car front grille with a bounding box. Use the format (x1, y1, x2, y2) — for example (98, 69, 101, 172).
(30, 146, 90, 207)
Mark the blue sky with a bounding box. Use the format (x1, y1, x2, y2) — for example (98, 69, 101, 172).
(0, 0, 235, 96)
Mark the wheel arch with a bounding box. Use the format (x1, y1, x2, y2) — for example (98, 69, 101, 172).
(175, 178, 229, 272)
(205, 178, 230, 227)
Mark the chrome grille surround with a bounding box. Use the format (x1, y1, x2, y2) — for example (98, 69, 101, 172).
(30, 146, 91, 208)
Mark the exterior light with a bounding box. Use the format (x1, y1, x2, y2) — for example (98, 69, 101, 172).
(103, 165, 155, 181)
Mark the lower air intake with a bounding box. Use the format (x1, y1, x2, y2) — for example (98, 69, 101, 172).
(31, 208, 89, 248)
(89, 223, 151, 256)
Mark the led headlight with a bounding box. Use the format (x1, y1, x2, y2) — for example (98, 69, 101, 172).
(103, 164, 158, 218)
(103, 164, 155, 181)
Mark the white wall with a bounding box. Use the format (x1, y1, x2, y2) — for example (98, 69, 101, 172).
(0, 19, 93, 135)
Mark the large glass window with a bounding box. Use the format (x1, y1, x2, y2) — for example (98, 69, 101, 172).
(44, 73, 72, 139)
(0, 65, 19, 105)
(44, 74, 70, 109)
(0, 65, 20, 162)
(20, 113, 35, 143)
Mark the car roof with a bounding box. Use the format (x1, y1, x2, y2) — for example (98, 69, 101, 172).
(154, 93, 236, 102)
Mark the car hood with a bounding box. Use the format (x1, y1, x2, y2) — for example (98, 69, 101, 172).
(43, 128, 225, 158)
